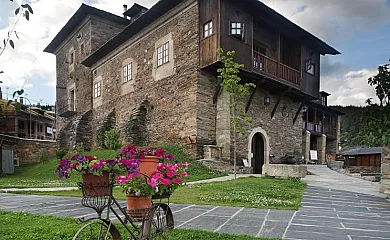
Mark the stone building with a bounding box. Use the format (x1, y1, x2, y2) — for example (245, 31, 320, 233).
(45, 0, 341, 173)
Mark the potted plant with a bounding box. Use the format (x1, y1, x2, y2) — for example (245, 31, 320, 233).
(56, 154, 121, 196)
(120, 145, 176, 177)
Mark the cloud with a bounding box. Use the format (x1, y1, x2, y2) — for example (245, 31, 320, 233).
(321, 67, 378, 106)
(262, 0, 390, 43)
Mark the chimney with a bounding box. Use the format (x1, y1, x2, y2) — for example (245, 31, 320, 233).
(19, 96, 24, 104)
(123, 4, 128, 18)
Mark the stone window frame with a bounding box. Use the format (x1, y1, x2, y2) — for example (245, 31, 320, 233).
(204, 20, 213, 38)
(79, 42, 85, 55)
(94, 81, 101, 98)
(157, 42, 169, 67)
(123, 62, 132, 83)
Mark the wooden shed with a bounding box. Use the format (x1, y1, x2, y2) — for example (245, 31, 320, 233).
(340, 147, 382, 168)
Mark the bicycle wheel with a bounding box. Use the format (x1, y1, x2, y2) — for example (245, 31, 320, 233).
(142, 203, 174, 240)
(72, 220, 122, 240)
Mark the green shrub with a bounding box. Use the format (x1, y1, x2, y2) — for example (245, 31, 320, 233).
(104, 128, 121, 150)
(38, 149, 49, 163)
(55, 149, 67, 160)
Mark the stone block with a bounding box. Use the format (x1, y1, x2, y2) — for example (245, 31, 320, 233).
(263, 164, 307, 178)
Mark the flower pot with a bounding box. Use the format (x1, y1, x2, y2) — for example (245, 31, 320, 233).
(126, 195, 152, 218)
(139, 156, 159, 177)
(82, 171, 110, 196)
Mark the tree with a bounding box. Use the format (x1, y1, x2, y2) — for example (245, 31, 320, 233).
(0, 1, 33, 176)
(356, 60, 390, 147)
(217, 48, 255, 180)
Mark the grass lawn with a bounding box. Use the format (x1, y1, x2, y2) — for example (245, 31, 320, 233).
(10, 177, 306, 210)
(0, 211, 280, 240)
(0, 145, 226, 188)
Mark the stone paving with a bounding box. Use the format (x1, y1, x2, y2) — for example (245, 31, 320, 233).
(1, 185, 390, 239)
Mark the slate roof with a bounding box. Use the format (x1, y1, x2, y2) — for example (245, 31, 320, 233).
(340, 146, 382, 156)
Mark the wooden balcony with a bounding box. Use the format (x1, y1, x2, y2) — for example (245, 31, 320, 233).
(253, 51, 301, 86)
(303, 121, 336, 137)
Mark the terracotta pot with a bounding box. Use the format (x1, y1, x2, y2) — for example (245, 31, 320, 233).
(126, 195, 152, 218)
(139, 156, 159, 177)
(82, 171, 110, 196)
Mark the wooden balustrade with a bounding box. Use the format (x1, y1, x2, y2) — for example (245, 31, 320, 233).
(253, 51, 301, 86)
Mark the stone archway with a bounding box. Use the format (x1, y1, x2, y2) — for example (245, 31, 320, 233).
(248, 127, 270, 172)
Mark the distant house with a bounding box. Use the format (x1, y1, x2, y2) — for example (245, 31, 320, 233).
(340, 146, 382, 172)
(0, 98, 56, 140)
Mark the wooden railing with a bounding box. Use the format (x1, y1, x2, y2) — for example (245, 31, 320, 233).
(253, 51, 301, 86)
(303, 121, 336, 136)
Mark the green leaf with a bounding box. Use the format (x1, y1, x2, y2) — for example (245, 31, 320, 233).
(15, 7, 20, 15)
(24, 10, 29, 21)
(0, 71, 3, 74)
(14, 31, 19, 39)
(9, 39, 14, 49)
(27, 4, 33, 14)
(16, 89, 24, 96)
(7, 100, 13, 107)
(14, 102, 22, 112)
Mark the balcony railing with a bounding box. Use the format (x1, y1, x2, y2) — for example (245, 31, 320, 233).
(57, 99, 77, 117)
(303, 121, 336, 137)
(253, 51, 301, 86)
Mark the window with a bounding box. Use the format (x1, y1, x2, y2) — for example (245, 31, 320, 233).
(123, 63, 132, 82)
(69, 52, 74, 64)
(321, 96, 326, 106)
(306, 58, 315, 75)
(157, 42, 169, 67)
(80, 43, 85, 55)
(204, 21, 213, 38)
(94, 82, 101, 98)
(230, 22, 245, 41)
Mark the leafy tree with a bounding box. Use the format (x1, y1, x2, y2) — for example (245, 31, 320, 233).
(351, 60, 390, 147)
(217, 48, 255, 179)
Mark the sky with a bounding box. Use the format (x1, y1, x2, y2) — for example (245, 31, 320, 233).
(0, 0, 389, 106)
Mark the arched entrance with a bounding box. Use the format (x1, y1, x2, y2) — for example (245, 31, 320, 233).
(248, 127, 270, 174)
(252, 133, 264, 173)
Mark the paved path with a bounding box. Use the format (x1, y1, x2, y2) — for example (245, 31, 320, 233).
(1, 186, 390, 239)
(303, 165, 384, 197)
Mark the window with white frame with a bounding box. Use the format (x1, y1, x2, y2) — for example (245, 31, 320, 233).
(157, 42, 169, 67)
(230, 22, 245, 41)
(204, 21, 213, 38)
(94, 82, 101, 98)
(123, 63, 132, 83)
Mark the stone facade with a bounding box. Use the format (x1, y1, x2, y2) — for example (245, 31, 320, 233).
(55, 16, 127, 150)
(239, 89, 303, 165)
(2, 135, 56, 164)
(381, 146, 390, 195)
(90, 1, 199, 154)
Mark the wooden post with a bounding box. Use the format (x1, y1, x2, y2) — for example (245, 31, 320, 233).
(276, 32, 281, 78)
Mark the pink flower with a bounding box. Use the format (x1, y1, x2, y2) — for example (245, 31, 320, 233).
(166, 171, 175, 178)
(155, 148, 165, 157)
(161, 178, 171, 185)
(116, 176, 128, 184)
(85, 155, 95, 161)
(147, 178, 158, 188)
(173, 178, 181, 184)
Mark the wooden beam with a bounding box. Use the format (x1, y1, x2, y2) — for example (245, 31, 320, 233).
(293, 102, 304, 125)
(245, 79, 264, 113)
(213, 79, 223, 104)
(271, 88, 290, 119)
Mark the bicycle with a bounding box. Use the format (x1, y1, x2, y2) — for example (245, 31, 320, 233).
(72, 174, 174, 240)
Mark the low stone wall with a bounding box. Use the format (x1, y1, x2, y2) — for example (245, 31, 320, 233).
(327, 160, 344, 171)
(1, 135, 57, 164)
(263, 164, 307, 178)
(381, 146, 390, 195)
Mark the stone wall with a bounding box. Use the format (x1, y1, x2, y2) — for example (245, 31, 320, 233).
(2, 135, 56, 164)
(381, 146, 390, 194)
(90, 0, 199, 155)
(236, 88, 303, 165)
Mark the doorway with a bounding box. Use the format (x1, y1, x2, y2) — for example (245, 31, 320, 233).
(252, 133, 265, 174)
